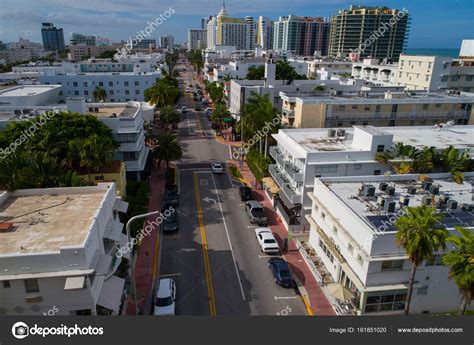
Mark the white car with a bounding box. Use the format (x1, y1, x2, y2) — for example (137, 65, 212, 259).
(211, 163, 224, 174)
(154, 278, 176, 316)
(255, 228, 280, 254)
(180, 106, 187, 113)
(185, 87, 190, 93)
(205, 107, 213, 113)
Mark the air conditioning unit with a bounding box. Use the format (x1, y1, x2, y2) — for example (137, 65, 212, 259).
(336, 129, 346, 137)
(422, 195, 432, 206)
(384, 200, 396, 213)
(362, 184, 376, 197)
(379, 182, 388, 192)
(422, 181, 432, 191)
(399, 195, 410, 206)
(429, 184, 439, 195)
(407, 186, 417, 195)
(377, 196, 386, 207)
(447, 199, 458, 211)
(327, 128, 337, 138)
(460, 203, 473, 211)
(386, 186, 395, 196)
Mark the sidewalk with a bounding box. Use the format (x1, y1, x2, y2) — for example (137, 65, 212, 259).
(229, 159, 335, 316)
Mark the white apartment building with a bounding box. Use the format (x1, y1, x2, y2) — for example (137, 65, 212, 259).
(352, 58, 398, 85)
(207, 17, 217, 51)
(304, 173, 474, 315)
(66, 98, 153, 180)
(0, 183, 129, 315)
(205, 58, 266, 82)
(396, 55, 452, 91)
(268, 125, 474, 229)
(308, 59, 353, 80)
(39, 59, 161, 102)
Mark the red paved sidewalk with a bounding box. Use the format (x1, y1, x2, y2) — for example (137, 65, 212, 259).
(229, 159, 335, 316)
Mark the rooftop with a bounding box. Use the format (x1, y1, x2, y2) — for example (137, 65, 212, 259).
(0, 188, 109, 256)
(0, 85, 61, 97)
(86, 103, 139, 118)
(274, 125, 474, 153)
(323, 174, 474, 233)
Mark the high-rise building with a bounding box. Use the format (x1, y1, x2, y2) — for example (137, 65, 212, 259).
(160, 34, 175, 49)
(202, 16, 213, 30)
(273, 16, 330, 56)
(187, 29, 207, 50)
(328, 5, 410, 62)
(41, 23, 65, 51)
(215, 4, 252, 51)
(257, 16, 274, 50)
(69, 33, 96, 46)
(207, 16, 217, 50)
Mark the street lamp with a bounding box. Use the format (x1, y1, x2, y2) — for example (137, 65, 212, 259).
(125, 210, 163, 316)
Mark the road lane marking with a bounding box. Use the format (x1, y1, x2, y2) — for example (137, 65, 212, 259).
(193, 173, 217, 316)
(209, 172, 246, 301)
(301, 295, 314, 316)
(274, 296, 299, 300)
(159, 273, 181, 278)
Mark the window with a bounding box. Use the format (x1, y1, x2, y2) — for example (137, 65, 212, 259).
(466, 75, 473, 82)
(124, 81, 129, 86)
(84, 90, 89, 95)
(381, 260, 404, 271)
(348, 243, 354, 254)
(135, 81, 139, 86)
(135, 90, 140, 95)
(435, 103, 441, 108)
(314, 204, 319, 213)
(109, 90, 114, 95)
(373, 170, 381, 176)
(320, 212, 325, 220)
(314, 164, 338, 174)
(99, 82, 103, 86)
(95, 175, 105, 181)
(422, 104, 429, 110)
(425, 254, 444, 266)
(83, 82, 88, 87)
(24, 279, 39, 293)
(338, 105, 345, 111)
(417, 285, 429, 295)
(352, 105, 358, 110)
(318, 239, 334, 263)
(125, 90, 130, 95)
(74, 91, 79, 96)
(353, 164, 362, 170)
(73, 82, 78, 87)
(333, 226, 338, 235)
(365, 290, 407, 313)
(364, 106, 370, 111)
(357, 254, 364, 265)
(3, 280, 11, 288)
(376, 145, 385, 152)
(109, 81, 113, 86)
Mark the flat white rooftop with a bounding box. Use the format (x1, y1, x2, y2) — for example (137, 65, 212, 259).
(323, 175, 474, 233)
(0, 188, 108, 256)
(273, 125, 474, 153)
(0, 85, 61, 97)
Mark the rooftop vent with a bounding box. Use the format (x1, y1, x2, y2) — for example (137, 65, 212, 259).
(327, 128, 337, 138)
(422, 181, 432, 191)
(422, 195, 432, 206)
(361, 184, 376, 197)
(429, 184, 440, 195)
(384, 201, 396, 213)
(379, 182, 388, 192)
(0, 223, 14, 232)
(407, 186, 417, 195)
(399, 195, 410, 207)
(386, 186, 395, 196)
(447, 199, 458, 211)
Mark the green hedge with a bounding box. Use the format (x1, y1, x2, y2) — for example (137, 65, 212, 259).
(246, 148, 272, 182)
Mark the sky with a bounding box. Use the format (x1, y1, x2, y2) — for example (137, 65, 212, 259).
(0, 0, 473, 48)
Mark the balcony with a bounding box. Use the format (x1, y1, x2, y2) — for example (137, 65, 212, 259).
(283, 160, 304, 182)
(269, 164, 301, 204)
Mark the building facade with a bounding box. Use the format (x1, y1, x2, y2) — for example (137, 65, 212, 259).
(0, 183, 129, 315)
(352, 58, 398, 85)
(69, 33, 97, 46)
(273, 16, 330, 56)
(187, 29, 207, 50)
(328, 6, 409, 62)
(41, 23, 65, 52)
(257, 16, 274, 50)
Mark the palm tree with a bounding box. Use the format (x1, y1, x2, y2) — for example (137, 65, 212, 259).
(441, 146, 470, 184)
(442, 227, 474, 315)
(210, 102, 229, 128)
(160, 105, 180, 128)
(153, 132, 183, 169)
(394, 205, 448, 315)
(93, 87, 107, 102)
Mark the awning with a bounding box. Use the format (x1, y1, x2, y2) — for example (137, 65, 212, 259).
(104, 219, 124, 242)
(64, 276, 85, 290)
(340, 262, 364, 291)
(326, 283, 355, 301)
(262, 177, 280, 194)
(223, 117, 233, 123)
(97, 276, 126, 311)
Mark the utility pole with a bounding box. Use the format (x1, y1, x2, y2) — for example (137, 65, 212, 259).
(125, 210, 163, 315)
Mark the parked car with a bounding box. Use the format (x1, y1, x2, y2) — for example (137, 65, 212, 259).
(154, 278, 176, 315)
(245, 200, 267, 225)
(255, 228, 280, 254)
(185, 87, 190, 93)
(201, 98, 209, 105)
(180, 106, 187, 113)
(163, 209, 178, 233)
(268, 258, 294, 288)
(162, 184, 179, 210)
(239, 186, 253, 201)
(205, 107, 213, 113)
(211, 163, 224, 174)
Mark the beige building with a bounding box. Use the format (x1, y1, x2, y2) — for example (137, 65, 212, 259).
(69, 44, 121, 61)
(397, 54, 474, 92)
(280, 90, 474, 128)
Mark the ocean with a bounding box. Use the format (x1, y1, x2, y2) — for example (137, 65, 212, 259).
(405, 48, 460, 58)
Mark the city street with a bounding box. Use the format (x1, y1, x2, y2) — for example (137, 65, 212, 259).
(158, 62, 307, 315)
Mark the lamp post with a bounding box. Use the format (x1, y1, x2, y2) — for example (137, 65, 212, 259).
(125, 210, 163, 315)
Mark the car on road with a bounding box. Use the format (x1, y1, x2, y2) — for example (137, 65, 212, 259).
(211, 163, 224, 174)
(180, 106, 187, 113)
(245, 200, 267, 225)
(205, 107, 213, 114)
(201, 98, 209, 105)
(239, 186, 253, 201)
(255, 228, 280, 254)
(268, 258, 294, 288)
(185, 87, 190, 93)
(162, 209, 178, 232)
(162, 184, 179, 210)
(154, 278, 176, 316)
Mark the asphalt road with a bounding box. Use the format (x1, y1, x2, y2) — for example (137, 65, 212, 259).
(158, 62, 306, 316)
